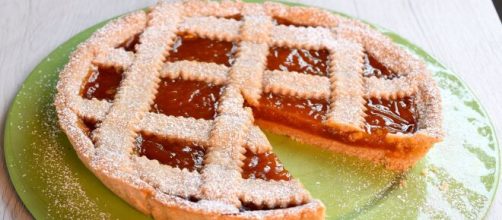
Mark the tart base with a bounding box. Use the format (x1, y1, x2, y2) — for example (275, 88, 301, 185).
(255, 119, 433, 171)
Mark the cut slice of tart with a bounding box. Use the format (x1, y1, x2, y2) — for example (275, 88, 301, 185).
(55, 1, 442, 219)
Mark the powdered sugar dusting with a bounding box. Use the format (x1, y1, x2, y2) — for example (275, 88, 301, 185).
(263, 70, 330, 99)
(161, 60, 229, 85)
(13, 64, 110, 218)
(36, 105, 109, 219)
(325, 39, 366, 130)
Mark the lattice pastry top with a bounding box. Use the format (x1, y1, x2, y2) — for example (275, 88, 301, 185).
(55, 0, 442, 219)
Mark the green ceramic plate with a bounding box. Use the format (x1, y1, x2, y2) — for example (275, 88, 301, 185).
(4, 1, 500, 219)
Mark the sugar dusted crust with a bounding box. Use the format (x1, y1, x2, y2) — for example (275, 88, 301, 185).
(55, 0, 443, 219)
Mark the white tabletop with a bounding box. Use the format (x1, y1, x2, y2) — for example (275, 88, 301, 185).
(1, 0, 502, 219)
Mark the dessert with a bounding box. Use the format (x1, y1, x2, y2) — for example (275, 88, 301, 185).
(55, 0, 443, 219)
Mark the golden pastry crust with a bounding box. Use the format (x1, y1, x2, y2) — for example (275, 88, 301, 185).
(55, 0, 443, 219)
(255, 119, 434, 171)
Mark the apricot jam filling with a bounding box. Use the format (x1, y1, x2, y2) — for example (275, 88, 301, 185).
(252, 92, 418, 149)
(79, 118, 97, 138)
(81, 66, 124, 102)
(240, 202, 297, 212)
(167, 33, 238, 67)
(362, 52, 399, 79)
(241, 149, 291, 181)
(267, 47, 330, 76)
(364, 96, 418, 134)
(117, 33, 141, 53)
(273, 16, 311, 28)
(136, 134, 205, 172)
(252, 92, 328, 128)
(151, 78, 223, 120)
(222, 14, 243, 21)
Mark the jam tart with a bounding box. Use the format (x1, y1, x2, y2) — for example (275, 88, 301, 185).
(55, 0, 443, 219)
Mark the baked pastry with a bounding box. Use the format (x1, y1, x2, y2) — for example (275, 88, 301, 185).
(55, 0, 443, 219)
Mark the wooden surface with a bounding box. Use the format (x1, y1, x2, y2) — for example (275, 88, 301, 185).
(1, 0, 501, 219)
